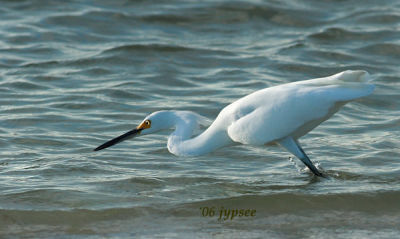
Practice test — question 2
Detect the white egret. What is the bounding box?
[94,70,374,177]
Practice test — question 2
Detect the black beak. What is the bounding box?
[94,128,143,151]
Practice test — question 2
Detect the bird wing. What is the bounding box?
[226,85,327,145]
[226,71,374,145]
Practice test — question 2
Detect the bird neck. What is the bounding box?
[167,114,233,156]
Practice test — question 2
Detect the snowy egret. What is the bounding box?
[94,70,374,177]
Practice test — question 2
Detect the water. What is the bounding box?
[1,0,399,238]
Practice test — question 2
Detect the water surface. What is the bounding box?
[1,0,399,238]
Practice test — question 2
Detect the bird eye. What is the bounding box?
[137,119,151,130]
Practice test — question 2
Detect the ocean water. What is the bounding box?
[1,0,400,238]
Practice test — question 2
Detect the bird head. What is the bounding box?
[93,111,174,151]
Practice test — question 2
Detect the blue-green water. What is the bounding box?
[1,0,399,238]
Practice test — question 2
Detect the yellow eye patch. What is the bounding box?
[137,119,151,129]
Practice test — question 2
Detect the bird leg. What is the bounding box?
[278,136,325,177]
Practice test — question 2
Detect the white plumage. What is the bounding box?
[95,70,374,177]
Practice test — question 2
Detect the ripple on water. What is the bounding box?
[0,0,400,238]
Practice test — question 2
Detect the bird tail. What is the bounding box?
[335,70,373,83]
[303,70,375,101]
[332,70,375,99]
